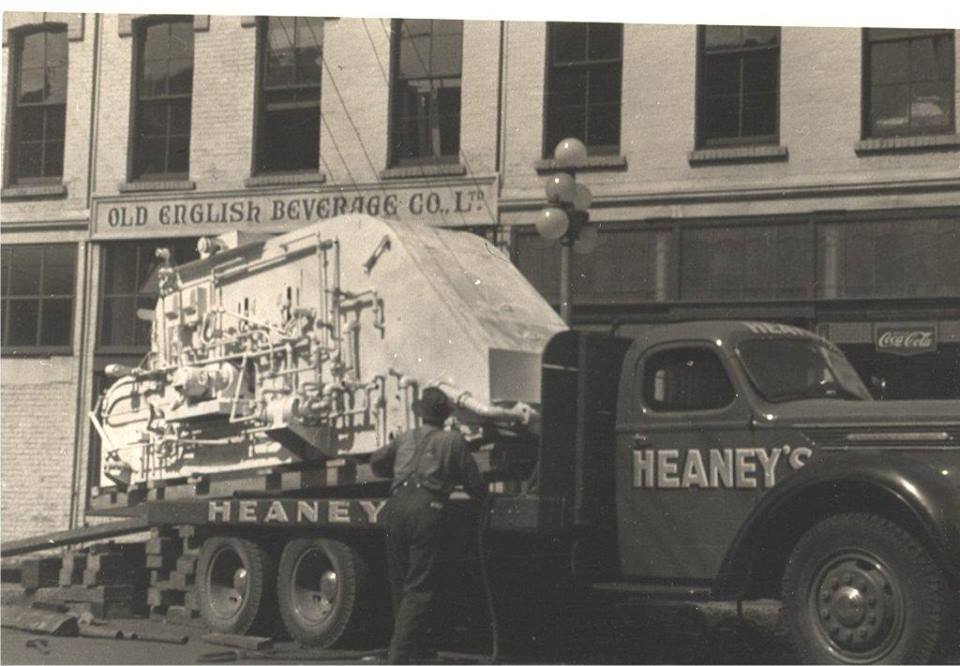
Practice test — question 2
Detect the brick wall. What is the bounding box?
[0,357,81,542]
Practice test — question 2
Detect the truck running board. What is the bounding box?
[0,517,151,557]
[591,581,713,601]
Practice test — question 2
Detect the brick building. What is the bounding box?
[2,13,959,541]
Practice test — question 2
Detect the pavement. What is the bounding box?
[2,591,958,664]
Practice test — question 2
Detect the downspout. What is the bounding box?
[495,20,507,248]
[69,12,102,530]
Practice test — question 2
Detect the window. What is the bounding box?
[255,17,323,174]
[390,19,462,165]
[131,17,194,180]
[544,22,623,156]
[1,244,76,352]
[864,29,955,138]
[9,26,67,185]
[697,26,780,147]
[680,223,812,300]
[642,347,735,412]
[98,240,198,350]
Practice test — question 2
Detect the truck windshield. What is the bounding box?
[737,338,872,403]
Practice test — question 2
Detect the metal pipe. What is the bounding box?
[431,381,536,424]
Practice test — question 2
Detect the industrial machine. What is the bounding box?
[91,215,565,488]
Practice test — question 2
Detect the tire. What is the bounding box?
[276,537,380,648]
[781,512,947,664]
[196,536,277,635]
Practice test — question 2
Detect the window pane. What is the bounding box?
[703,25,743,51]
[135,296,156,345]
[103,244,139,295]
[437,85,461,156]
[9,247,42,296]
[168,57,193,94]
[398,20,430,78]
[702,54,739,97]
[18,108,45,142]
[40,298,72,346]
[46,105,66,140]
[643,348,735,412]
[7,300,40,346]
[911,81,951,130]
[16,142,42,178]
[870,40,910,85]
[46,65,68,103]
[549,66,587,109]
[100,296,136,347]
[588,64,622,106]
[168,20,193,59]
[296,18,323,84]
[430,32,462,78]
[135,138,168,176]
[169,98,192,135]
[552,23,587,63]
[744,50,778,94]
[742,92,777,136]
[701,94,739,141]
[869,84,910,135]
[143,22,170,63]
[141,58,168,97]
[18,66,44,103]
[139,100,168,137]
[42,245,75,295]
[742,26,779,47]
[19,31,44,70]
[588,23,622,61]
[260,106,319,172]
[46,29,67,66]
[588,102,620,149]
[911,36,953,82]
[167,136,190,174]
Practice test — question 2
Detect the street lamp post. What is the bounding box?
[537,138,598,324]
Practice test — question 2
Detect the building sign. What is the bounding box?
[875,323,938,356]
[91,177,497,239]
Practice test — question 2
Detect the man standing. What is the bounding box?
[371,387,487,664]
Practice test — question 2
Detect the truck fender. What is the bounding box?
[712,454,960,599]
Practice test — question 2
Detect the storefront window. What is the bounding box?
[817,218,960,298]
[513,225,666,305]
[1,244,76,353]
[97,240,197,351]
[680,223,812,300]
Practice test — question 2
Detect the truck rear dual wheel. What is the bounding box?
[781,513,948,664]
[276,537,379,648]
[197,537,277,636]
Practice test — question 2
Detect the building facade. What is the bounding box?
[2,13,958,541]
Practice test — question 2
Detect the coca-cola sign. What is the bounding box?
[875,324,937,356]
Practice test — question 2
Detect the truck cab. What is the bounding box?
[528,321,959,663]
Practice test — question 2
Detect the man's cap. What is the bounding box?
[413,387,452,422]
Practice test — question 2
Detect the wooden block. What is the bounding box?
[146,537,180,558]
[86,553,129,573]
[61,552,87,573]
[183,589,199,612]
[33,584,138,604]
[82,568,135,587]
[150,569,171,586]
[21,557,62,590]
[175,554,198,575]
[147,587,184,608]
[164,605,203,627]
[146,555,177,570]
[59,569,77,587]
[202,632,273,651]
[168,571,195,590]
[150,526,178,540]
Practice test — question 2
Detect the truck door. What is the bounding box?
[615,341,762,581]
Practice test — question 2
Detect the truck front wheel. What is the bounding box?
[782,513,947,664]
[197,536,277,635]
[277,537,378,647]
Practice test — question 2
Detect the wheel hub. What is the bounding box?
[812,553,902,659]
[292,549,338,625]
[208,549,249,620]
